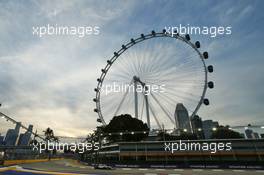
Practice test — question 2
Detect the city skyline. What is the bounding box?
[0,0,264,136]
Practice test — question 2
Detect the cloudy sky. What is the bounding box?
[0,0,264,137]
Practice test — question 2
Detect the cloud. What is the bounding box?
[0,0,264,137]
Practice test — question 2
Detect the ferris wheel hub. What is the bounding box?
[133,76,146,87]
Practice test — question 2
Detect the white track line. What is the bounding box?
[193,169,203,171]
[174,169,184,171]
[233,169,245,172]
[7,166,88,175]
[212,169,224,171]
[155,169,165,171]
[139,168,148,171]
[256,170,264,173]
[122,168,132,170]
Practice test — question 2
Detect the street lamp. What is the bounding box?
[212,127,217,131]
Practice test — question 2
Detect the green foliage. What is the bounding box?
[102,114,149,142]
[43,127,59,142]
[157,132,198,141]
[211,126,243,139]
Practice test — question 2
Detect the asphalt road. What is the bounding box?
[10,159,264,175]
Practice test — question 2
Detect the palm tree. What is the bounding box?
[43,127,59,160]
[43,127,59,142]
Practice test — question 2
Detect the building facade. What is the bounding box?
[191,115,204,139]
[4,122,21,146]
[83,139,264,168]
[0,135,4,145]
[18,125,33,146]
[174,103,191,133]
[202,120,219,139]
[245,129,253,139]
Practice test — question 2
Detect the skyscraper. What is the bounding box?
[202,120,219,139]
[252,132,260,139]
[260,134,264,139]
[0,134,4,145]
[245,129,253,139]
[4,122,21,146]
[191,115,204,139]
[174,103,192,133]
[18,124,33,146]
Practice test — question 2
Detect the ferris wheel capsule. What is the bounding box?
[208,65,214,73]
[130,38,135,44]
[185,34,190,41]
[173,29,178,35]
[195,41,200,48]
[208,81,214,89]
[203,52,209,59]
[203,99,210,105]
[107,60,112,65]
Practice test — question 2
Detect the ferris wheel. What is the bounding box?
[93,29,214,130]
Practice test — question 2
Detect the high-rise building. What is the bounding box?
[18,124,33,146]
[174,103,191,133]
[202,120,219,139]
[191,115,204,139]
[4,122,21,146]
[245,129,253,139]
[252,132,259,139]
[212,121,219,127]
[260,134,264,138]
[0,134,4,145]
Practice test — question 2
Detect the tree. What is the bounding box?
[43,127,59,158]
[157,132,198,141]
[43,127,59,142]
[211,125,243,139]
[102,114,149,142]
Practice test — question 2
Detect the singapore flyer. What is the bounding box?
[1,1,263,173]
[94,29,214,131]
